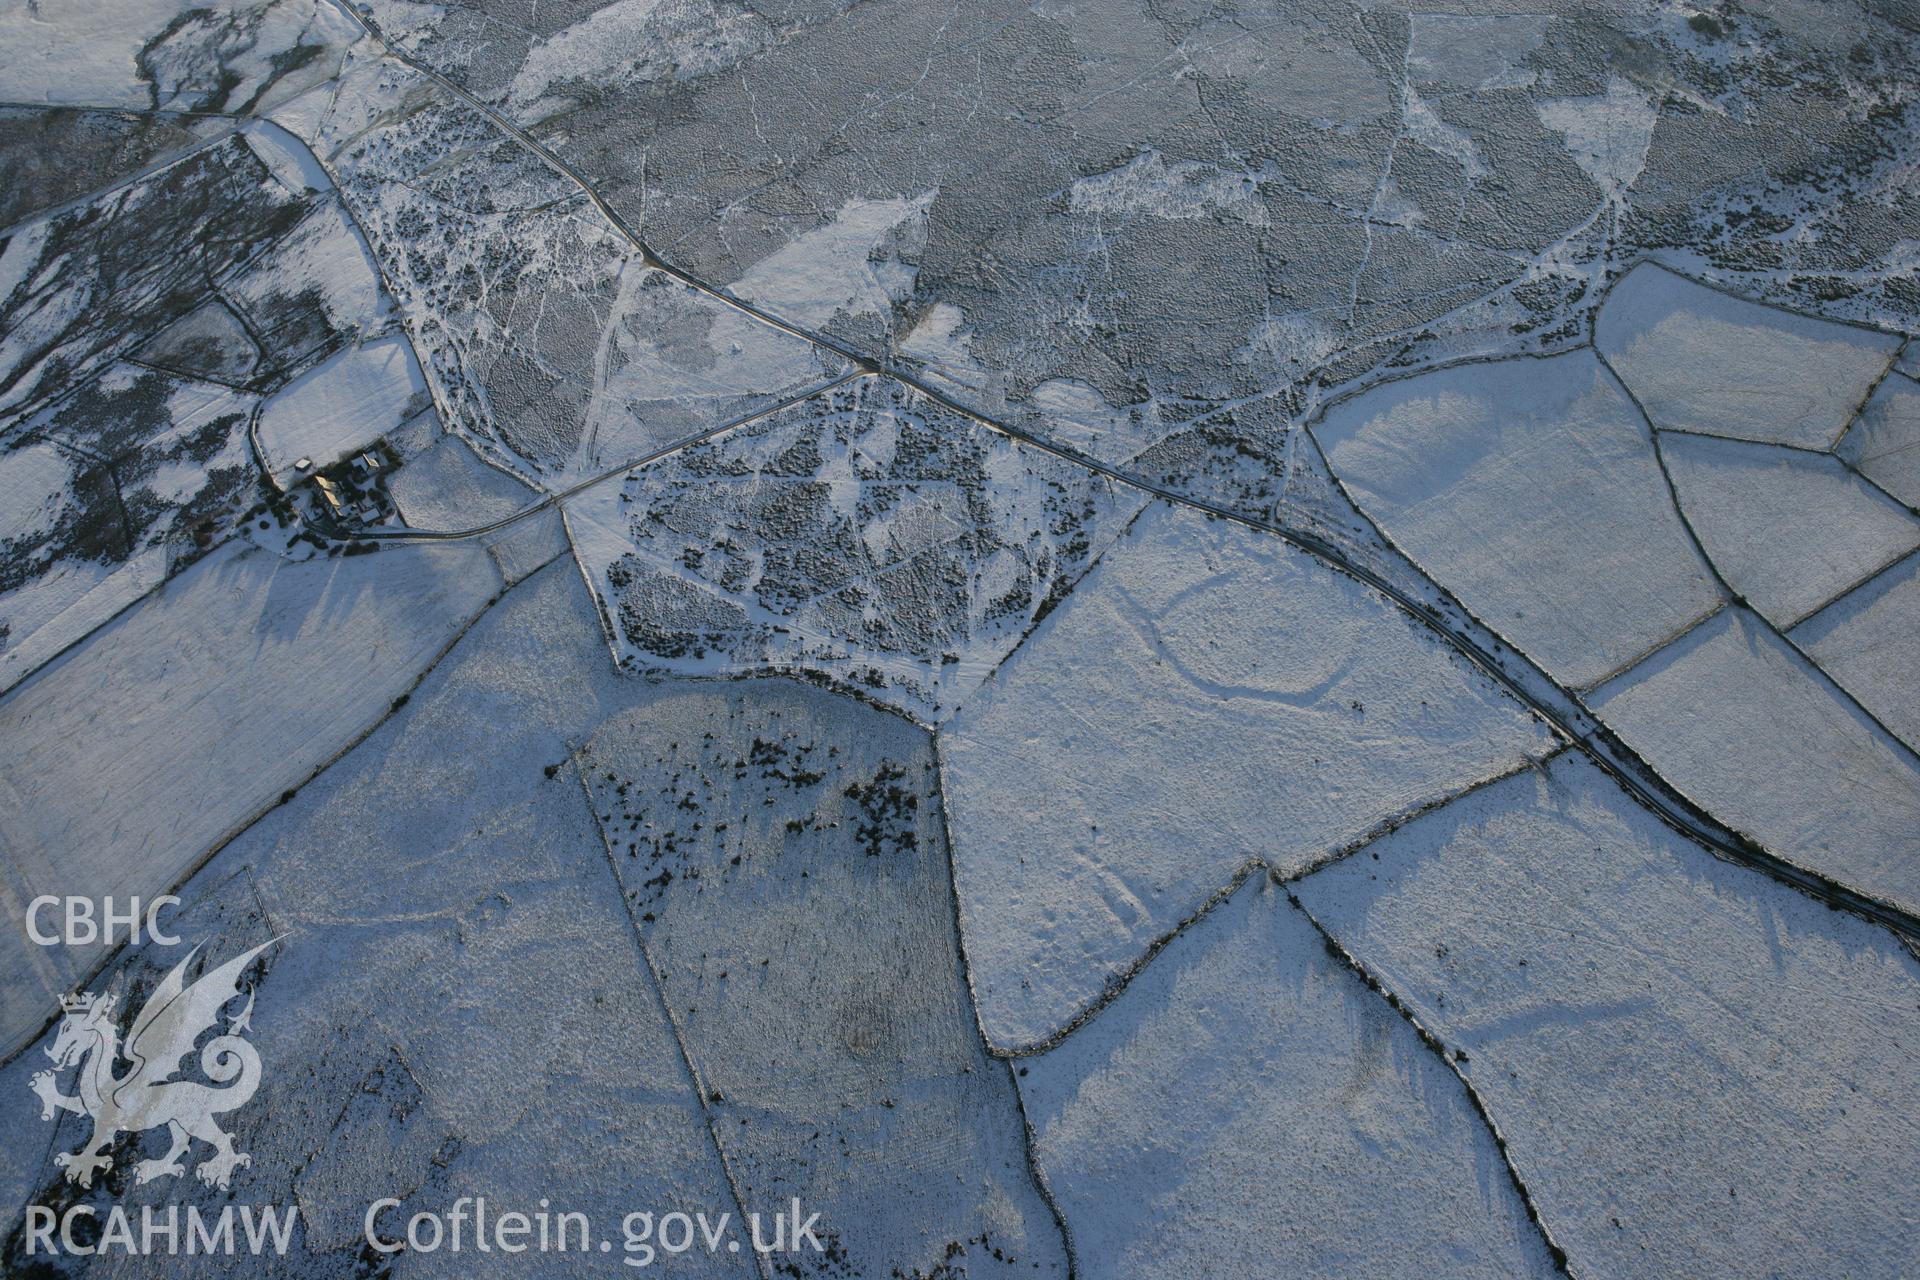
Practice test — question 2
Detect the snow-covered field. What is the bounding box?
[1588,607,1920,914]
[1019,874,1560,1278]
[943,500,1558,1050]
[0,539,502,1051]
[1296,753,1920,1278]
[1315,348,1721,689]
[254,335,425,483]
[3,1,1918,1276]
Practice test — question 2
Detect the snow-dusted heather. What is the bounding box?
[1316,350,1721,689]
[221,196,394,373]
[386,427,538,530]
[3,1,1920,1269]
[0,136,307,431]
[898,301,998,401]
[356,0,763,118]
[1025,377,1177,467]
[349,0,1920,420]
[569,376,1148,722]
[122,380,259,507]
[1127,390,1301,530]
[0,0,354,114]
[0,119,413,685]
[1534,77,1657,196]
[1597,263,1900,450]
[1792,552,1920,751]
[289,55,847,488]
[0,560,752,1276]
[1295,752,1920,1280]
[1018,874,1558,1278]
[255,334,426,483]
[729,191,934,337]
[0,105,210,228]
[0,440,136,676]
[942,500,1558,1052]
[18,362,250,467]
[1,368,261,691]
[135,297,262,386]
[1068,150,1270,226]
[1397,88,1489,184]
[1660,430,1919,627]
[1838,371,1920,509]
[581,683,1069,1279]
[0,539,501,1055]
[1407,13,1549,92]
[495,0,764,114]
[1589,606,1920,914]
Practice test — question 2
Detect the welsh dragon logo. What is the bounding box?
[29,941,276,1191]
